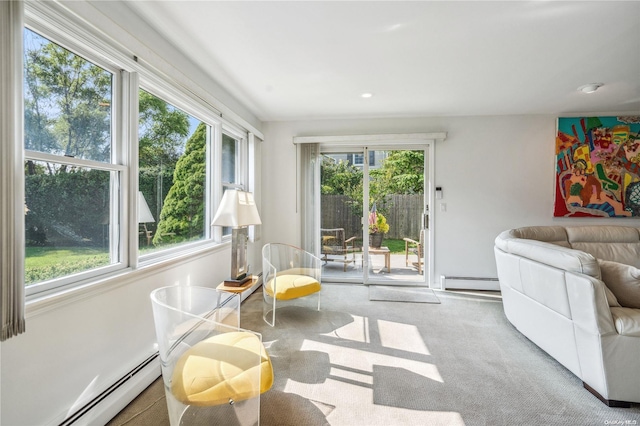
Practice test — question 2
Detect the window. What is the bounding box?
[19,9,253,298]
[138,90,206,254]
[23,28,123,292]
[222,133,238,186]
[220,132,245,236]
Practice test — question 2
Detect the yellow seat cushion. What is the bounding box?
[265,272,321,300]
[171,331,274,406]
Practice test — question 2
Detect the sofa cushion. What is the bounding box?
[603,284,621,307]
[567,226,640,268]
[598,260,640,309]
[498,238,600,278]
[610,307,640,337]
[507,226,571,247]
[265,273,321,300]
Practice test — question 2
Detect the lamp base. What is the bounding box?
[223,275,252,287]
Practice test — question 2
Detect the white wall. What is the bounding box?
[1,247,217,424]
[261,115,640,286]
[0,2,265,425]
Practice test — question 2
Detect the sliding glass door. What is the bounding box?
[320,147,429,286]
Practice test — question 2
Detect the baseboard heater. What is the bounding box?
[58,353,160,426]
[440,275,500,291]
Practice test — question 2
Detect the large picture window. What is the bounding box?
[23,28,122,291]
[19,15,251,298]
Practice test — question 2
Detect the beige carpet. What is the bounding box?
[368,285,440,303]
[108,284,640,426]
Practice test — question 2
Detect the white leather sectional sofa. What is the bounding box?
[494,226,640,407]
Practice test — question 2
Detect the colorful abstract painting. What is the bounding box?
[555,116,640,217]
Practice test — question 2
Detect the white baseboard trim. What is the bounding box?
[58,355,161,426]
[440,275,500,291]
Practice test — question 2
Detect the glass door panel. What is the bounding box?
[367,149,427,285]
[320,152,364,282]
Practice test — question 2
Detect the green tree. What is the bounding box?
[153,123,206,244]
[321,156,364,215]
[24,30,112,161]
[370,150,424,196]
[321,151,424,216]
[321,156,363,196]
[138,90,189,167]
[138,90,190,223]
[23,29,112,249]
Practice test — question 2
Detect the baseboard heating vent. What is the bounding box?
[440,275,500,291]
[59,353,159,426]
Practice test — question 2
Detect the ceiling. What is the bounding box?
[121,1,640,122]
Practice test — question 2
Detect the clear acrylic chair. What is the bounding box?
[150,285,273,425]
[262,243,322,327]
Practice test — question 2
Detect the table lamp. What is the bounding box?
[138,191,155,246]
[211,190,261,286]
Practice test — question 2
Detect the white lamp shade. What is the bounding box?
[211,190,262,227]
[138,191,155,223]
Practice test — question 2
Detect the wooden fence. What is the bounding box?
[321,194,424,240]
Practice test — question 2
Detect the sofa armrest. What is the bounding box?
[496,237,600,278]
[565,272,617,336]
[610,307,640,337]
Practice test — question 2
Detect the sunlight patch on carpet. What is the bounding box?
[322,314,370,343]
[378,319,431,355]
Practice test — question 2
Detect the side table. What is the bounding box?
[215,276,258,328]
[368,246,391,273]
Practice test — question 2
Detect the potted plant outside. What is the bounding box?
[368,211,389,248]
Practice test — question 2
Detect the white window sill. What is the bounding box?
[25,242,229,318]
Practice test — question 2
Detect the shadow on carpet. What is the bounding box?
[368,285,440,303]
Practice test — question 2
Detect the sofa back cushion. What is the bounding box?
[566,226,640,268]
[598,260,640,309]
[498,238,600,278]
[508,226,570,247]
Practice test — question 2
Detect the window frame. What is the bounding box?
[20,2,254,302]
[22,25,129,297]
[221,126,248,190]
[136,83,216,263]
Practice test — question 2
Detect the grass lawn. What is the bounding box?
[25,246,110,284]
[24,238,412,284]
[384,238,409,253]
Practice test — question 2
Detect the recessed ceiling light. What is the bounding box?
[361,93,373,98]
[578,83,603,94]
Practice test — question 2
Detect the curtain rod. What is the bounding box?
[292,132,447,145]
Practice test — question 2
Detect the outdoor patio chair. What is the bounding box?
[262,243,321,326]
[320,228,361,271]
[150,285,273,425]
[403,229,426,274]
